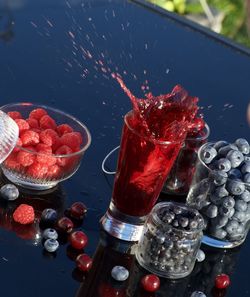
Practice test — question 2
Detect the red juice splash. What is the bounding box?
[111,76,199,216]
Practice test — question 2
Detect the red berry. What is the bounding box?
[26,162,48,179]
[37,154,56,167]
[13,204,35,225]
[15,119,30,133]
[29,108,47,120]
[215,274,230,289]
[27,118,39,129]
[69,231,88,249]
[36,143,52,154]
[141,274,160,292]
[76,254,93,272]
[70,202,87,219]
[8,111,22,120]
[55,145,73,167]
[60,132,82,150]
[57,124,73,136]
[40,115,57,130]
[13,138,23,153]
[20,130,40,146]
[47,164,62,178]
[40,129,59,146]
[57,217,74,233]
[17,150,36,167]
[4,153,22,170]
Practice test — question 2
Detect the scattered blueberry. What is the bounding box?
[200,146,217,164]
[43,228,58,240]
[0,184,19,201]
[41,208,58,224]
[44,239,59,253]
[235,138,250,154]
[196,249,205,262]
[190,291,206,297]
[216,158,231,172]
[111,266,129,281]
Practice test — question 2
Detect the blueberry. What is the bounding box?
[239,190,250,202]
[241,161,250,174]
[196,250,205,262]
[214,186,229,198]
[44,239,59,253]
[232,211,246,222]
[226,150,244,168]
[162,212,175,224]
[205,204,218,218]
[228,169,242,179]
[201,146,217,164]
[245,155,250,162]
[0,184,19,201]
[243,173,250,184]
[222,196,235,209]
[219,206,232,217]
[178,217,189,228]
[43,228,58,240]
[226,179,245,195]
[213,216,228,228]
[218,144,238,156]
[216,158,231,172]
[189,219,199,230]
[211,170,228,186]
[234,138,250,154]
[229,208,235,218]
[211,228,227,239]
[213,140,229,151]
[111,266,129,281]
[225,220,239,234]
[210,194,222,206]
[41,208,58,224]
[235,200,247,212]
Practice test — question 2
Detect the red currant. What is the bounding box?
[141,274,160,292]
[70,202,87,219]
[215,274,230,289]
[56,217,74,233]
[69,231,88,249]
[76,254,93,272]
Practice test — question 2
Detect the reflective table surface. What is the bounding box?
[0,0,250,296]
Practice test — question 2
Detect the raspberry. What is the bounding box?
[40,115,57,130]
[26,162,48,179]
[37,152,56,166]
[4,153,22,170]
[13,204,35,225]
[8,111,22,120]
[52,138,62,152]
[60,132,82,150]
[20,130,40,146]
[57,124,73,136]
[17,150,36,167]
[36,143,52,154]
[15,119,30,133]
[13,138,23,153]
[55,145,73,167]
[47,164,62,178]
[29,108,47,120]
[27,118,39,129]
[40,129,59,146]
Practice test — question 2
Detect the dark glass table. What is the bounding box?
[0,0,250,296]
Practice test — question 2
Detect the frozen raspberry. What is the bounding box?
[8,111,22,120]
[40,129,59,146]
[13,204,35,225]
[60,132,82,150]
[57,124,73,136]
[15,119,30,133]
[4,153,22,171]
[17,150,36,167]
[20,130,40,146]
[29,108,47,120]
[27,118,39,129]
[36,143,52,154]
[26,162,48,179]
[13,138,23,153]
[37,153,56,166]
[55,145,73,167]
[40,115,57,130]
[47,165,62,178]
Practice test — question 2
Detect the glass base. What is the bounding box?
[100,202,146,242]
[202,235,246,249]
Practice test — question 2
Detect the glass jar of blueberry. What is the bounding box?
[187,139,250,248]
[163,122,210,195]
[136,202,204,279]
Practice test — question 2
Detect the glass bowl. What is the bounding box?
[0,103,91,190]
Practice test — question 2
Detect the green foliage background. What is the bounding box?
[147,0,250,48]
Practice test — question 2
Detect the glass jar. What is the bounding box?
[136,202,204,279]
[163,123,210,195]
[187,142,250,248]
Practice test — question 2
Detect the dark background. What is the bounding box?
[0,0,250,296]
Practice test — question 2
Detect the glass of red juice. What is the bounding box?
[101,111,184,241]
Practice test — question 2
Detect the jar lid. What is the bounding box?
[0,111,19,164]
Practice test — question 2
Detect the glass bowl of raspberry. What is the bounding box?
[0,103,91,190]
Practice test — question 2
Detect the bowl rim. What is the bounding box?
[0,102,91,158]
